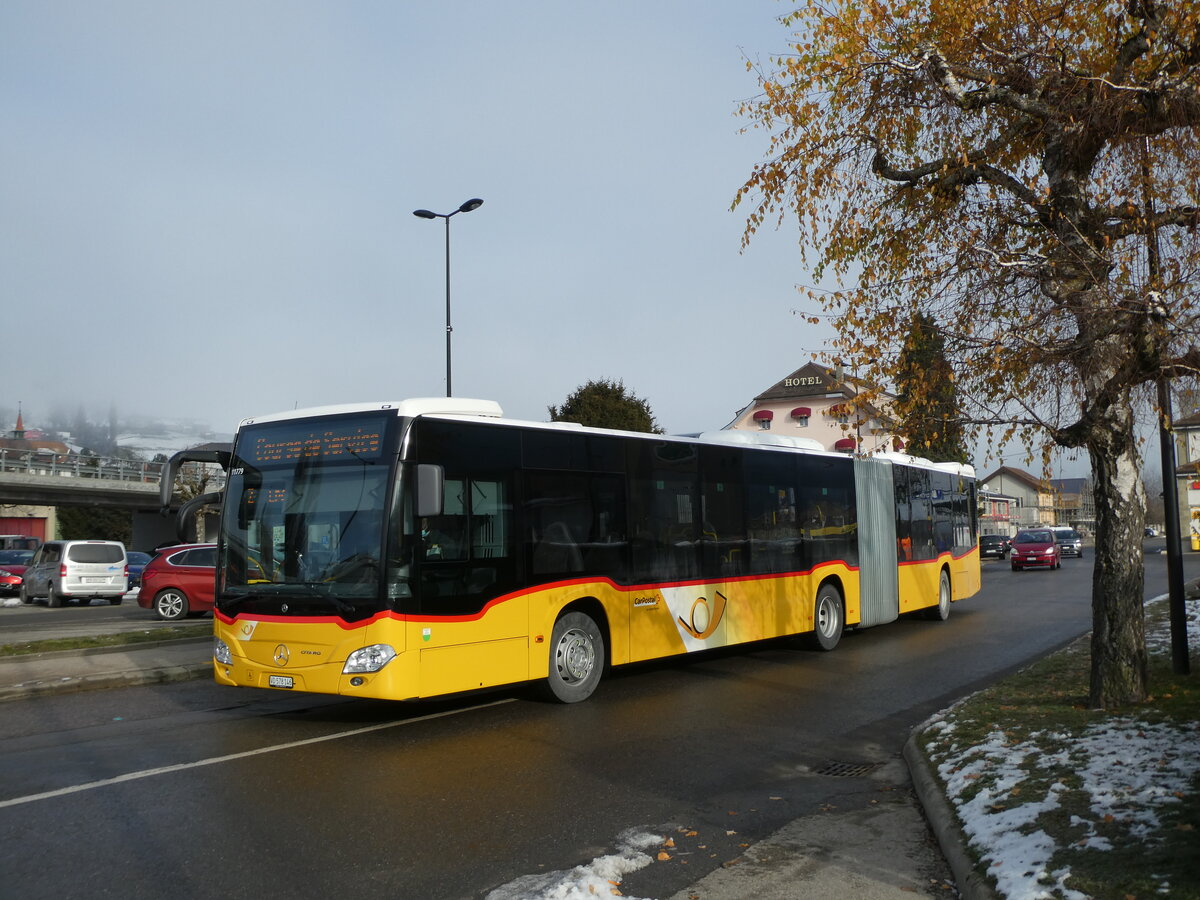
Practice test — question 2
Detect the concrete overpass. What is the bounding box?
[0,451,223,548]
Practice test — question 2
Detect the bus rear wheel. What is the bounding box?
[803,584,843,651]
[543,611,604,703]
[925,569,951,621]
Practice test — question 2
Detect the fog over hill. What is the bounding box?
[115,420,234,461]
[1,403,231,461]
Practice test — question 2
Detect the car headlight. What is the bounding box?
[343,644,397,674]
[214,637,232,665]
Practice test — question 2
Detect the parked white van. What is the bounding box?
[20,540,128,607]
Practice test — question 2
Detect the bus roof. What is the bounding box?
[238,398,504,427]
[237,398,975,478]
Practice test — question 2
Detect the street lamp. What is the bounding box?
[413,198,484,397]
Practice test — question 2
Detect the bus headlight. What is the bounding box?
[343,644,397,674]
[214,637,232,665]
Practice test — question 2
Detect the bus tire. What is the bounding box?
[803,583,843,651]
[926,569,951,621]
[543,611,604,703]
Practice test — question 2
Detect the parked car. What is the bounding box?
[125,551,153,590]
[1010,529,1061,571]
[979,534,1008,560]
[0,535,41,551]
[138,543,217,620]
[20,540,128,606]
[0,548,34,595]
[1051,526,1083,558]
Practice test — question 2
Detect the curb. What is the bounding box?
[0,662,212,703]
[903,729,997,900]
[0,642,213,704]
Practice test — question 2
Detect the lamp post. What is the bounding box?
[1141,138,1189,675]
[413,198,484,397]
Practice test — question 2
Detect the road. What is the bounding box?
[0,548,1194,900]
[0,590,204,642]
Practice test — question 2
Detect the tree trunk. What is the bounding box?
[1086,406,1148,708]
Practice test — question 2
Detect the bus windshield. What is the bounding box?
[219,412,396,619]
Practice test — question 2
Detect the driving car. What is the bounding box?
[0,549,33,595]
[1010,529,1061,570]
[1051,526,1084,558]
[125,551,153,590]
[979,534,1008,560]
[137,543,216,620]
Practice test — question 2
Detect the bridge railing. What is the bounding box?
[0,448,225,491]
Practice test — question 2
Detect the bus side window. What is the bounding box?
[932,471,954,554]
[744,453,799,575]
[699,445,746,578]
[422,477,467,560]
[525,472,625,578]
[909,468,935,561]
[628,442,699,582]
[895,467,913,560]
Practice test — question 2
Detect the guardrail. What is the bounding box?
[0,448,224,490]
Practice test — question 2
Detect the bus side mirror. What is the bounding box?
[416,464,444,518]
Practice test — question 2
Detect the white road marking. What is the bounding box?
[0,698,514,809]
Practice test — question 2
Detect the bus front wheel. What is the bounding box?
[804,584,843,651]
[543,611,604,703]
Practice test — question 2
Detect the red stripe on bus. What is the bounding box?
[214,558,862,629]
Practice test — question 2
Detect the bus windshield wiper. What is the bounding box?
[217,584,354,615]
[292,580,356,614]
[217,593,255,614]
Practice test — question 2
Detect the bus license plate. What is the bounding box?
[268,675,294,689]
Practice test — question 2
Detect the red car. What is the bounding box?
[138,543,217,620]
[0,549,34,596]
[1010,529,1061,571]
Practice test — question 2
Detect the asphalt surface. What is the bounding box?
[7,548,1192,899]
[0,613,991,900]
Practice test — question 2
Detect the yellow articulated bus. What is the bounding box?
[161,399,979,703]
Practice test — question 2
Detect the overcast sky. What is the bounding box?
[2,2,1123,479]
[3,1,839,430]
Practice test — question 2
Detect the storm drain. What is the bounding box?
[814,761,882,778]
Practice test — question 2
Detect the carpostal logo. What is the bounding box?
[677,590,728,640]
[659,587,729,647]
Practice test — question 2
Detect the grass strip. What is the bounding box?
[0,624,212,657]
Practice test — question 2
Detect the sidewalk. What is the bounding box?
[0,635,212,703]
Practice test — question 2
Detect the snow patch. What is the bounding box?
[484,830,663,900]
[928,596,1200,899]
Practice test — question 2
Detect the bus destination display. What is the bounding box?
[243,418,386,465]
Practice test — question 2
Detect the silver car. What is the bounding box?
[1051,527,1083,558]
[20,540,128,607]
